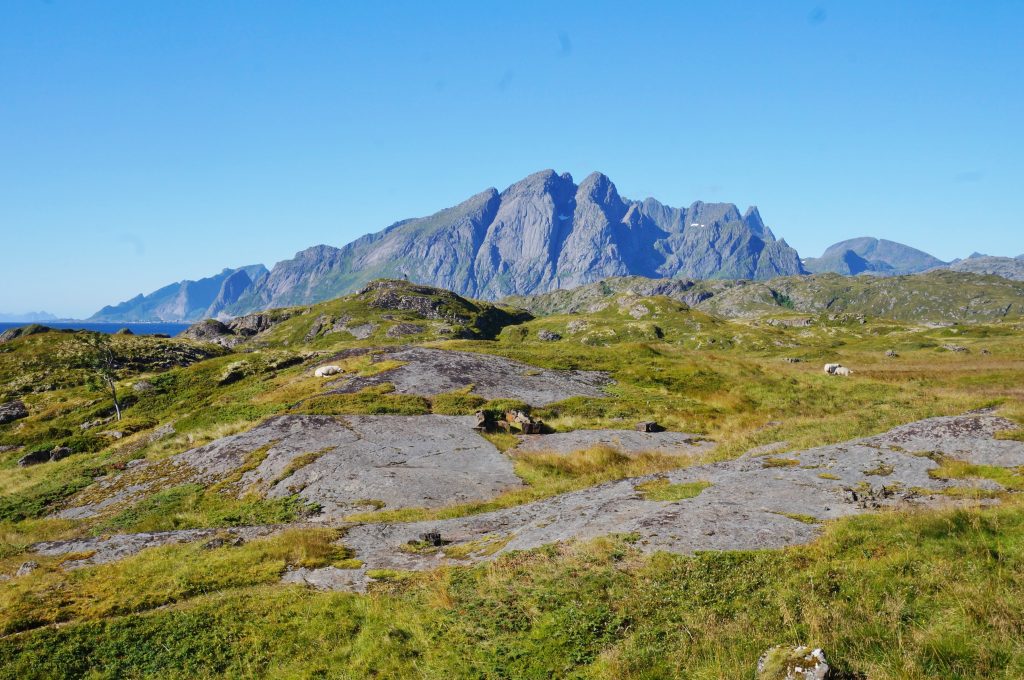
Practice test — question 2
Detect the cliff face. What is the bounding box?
[223,170,805,314]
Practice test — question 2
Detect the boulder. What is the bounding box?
[418,532,444,547]
[756,645,830,679]
[49,446,73,461]
[0,400,29,425]
[942,344,969,353]
[885,350,899,358]
[148,423,175,442]
[218,361,249,386]
[132,380,154,393]
[15,561,39,577]
[114,327,134,335]
[636,421,662,433]
[537,329,562,341]
[386,323,425,338]
[18,449,51,466]
[314,365,342,378]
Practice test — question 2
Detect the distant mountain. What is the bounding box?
[221,170,805,315]
[0,311,57,323]
[803,237,946,276]
[942,254,1024,281]
[89,265,268,322]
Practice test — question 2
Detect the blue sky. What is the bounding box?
[2,1,1022,317]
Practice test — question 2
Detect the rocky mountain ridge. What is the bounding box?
[88,265,268,322]
[222,170,806,314]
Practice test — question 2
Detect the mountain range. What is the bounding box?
[88,265,268,322]
[0,311,57,323]
[85,170,1023,322]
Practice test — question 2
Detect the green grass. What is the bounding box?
[929,458,1024,492]
[2,501,1023,678]
[762,457,800,468]
[3,282,1024,678]
[634,477,711,501]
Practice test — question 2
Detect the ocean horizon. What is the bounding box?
[0,321,192,336]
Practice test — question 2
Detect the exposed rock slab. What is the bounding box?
[29,526,278,569]
[327,347,609,405]
[56,415,523,520]
[311,413,1021,590]
[514,429,713,456]
[0,400,29,425]
[859,413,1024,467]
[39,413,1023,591]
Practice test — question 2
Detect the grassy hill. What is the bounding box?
[505,271,1024,323]
[1,279,1024,678]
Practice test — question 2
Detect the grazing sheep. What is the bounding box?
[834,366,853,377]
[314,365,342,378]
[823,363,841,375]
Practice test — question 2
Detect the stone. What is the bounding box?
[418,532,443,546]
[99,430,124,440]
[149,423,175,442]
[783,358,802,363]
[114,327,134,335]
[132,380,154,393]
[18,449,51,466]
[756,645,830,679]
[15,561,39,577]
[0,400,29,425]
[885,350,899,358]
[49,446,73,461]
[218,361,250,386]
[566,320,590,334]
[942,344,969,353]
[636,421,661,433]
[536,329,561,341]
[203,535,245,550]
[386,323,425,338]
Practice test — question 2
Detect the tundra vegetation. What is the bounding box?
[1,278,1023,679]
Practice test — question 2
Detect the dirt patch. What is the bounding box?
[326,347,609,405]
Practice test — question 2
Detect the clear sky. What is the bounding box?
[2,1,1023,318]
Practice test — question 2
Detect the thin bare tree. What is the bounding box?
[77,334,123,421]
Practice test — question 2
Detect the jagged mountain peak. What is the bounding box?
[91,170,808,321]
